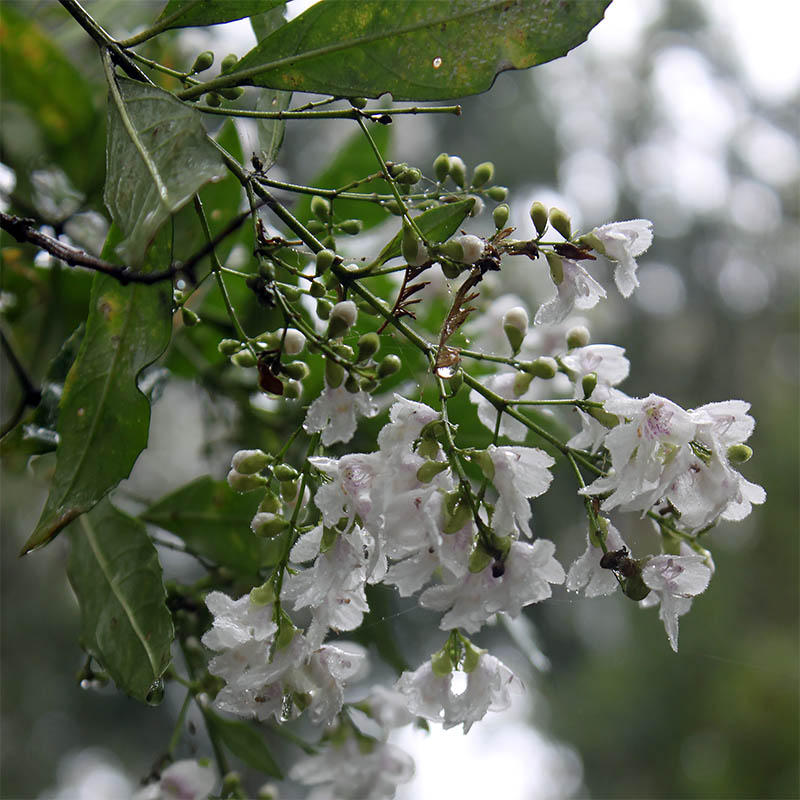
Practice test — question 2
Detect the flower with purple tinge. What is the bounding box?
[419,540,565,633]
[640,554,712,652]
[303,382,379,446]
[534,258,607,326]
[310,452,382,529]
[395,651,523,733]
[489,444,555,538]
[133,759,215,800]
[590,219,653,298]
[290,734,414,800]
[566,522,627,597]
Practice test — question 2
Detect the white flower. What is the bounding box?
[453,233,484,263]
[310,453,381,529]
[133,760,215,800]
[360,685,416,734]
[470,372,532,441]
[376,396,440,460]
[395,652,523,733]
[534,258,606,326]
[640,554,712,652]
[489,445,555,537]
[419,540,565,633]
[590,219,653,298]
[290,735,414,800]
[566,522,627,597]
[281,327,306,355]
[201,591,277,651]
[303,382,379,446]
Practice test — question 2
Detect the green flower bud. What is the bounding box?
[282,361,309,381]
[438,239,464,262]
[232,448,270,474]
[332,343,354,359]
[191,51,214,74]
[486,185,508,201]
[316,298,332,320]
[357,332,380,362]
[493,203,510,229]
[256,330,280,349]
[448,156,467,188]
[433,152,451,183]
[401,222,421,265]
[349,96,368,109]
[219,87,243,101]
[328,300,357,338]
[431,647,454,677]
[307,219,326,234]
[529,201,549,236]
[205,92,222,107]
[218,338,243,356]
[259,492,281,513]
[387,161,408,178]
[231,350,257,368]
[522,356,558,379]
[220,53,238,72]
[441,261,463,280]
[315,248,336,276]
[549,207,572,240]
[470,450,495,481]
[325,358,345,388]
[258,260,276,281]
[416,460,450,483]
[284,380,302,399]
[227,469,267,493]
[513,371,533,396]
[576,231,605,254]
[280,480,298,501]
[308,280,326,298]
[384,200,403,216]
[471,161,494,188]
[377,353,401,379]
[399,167,422,185]
[566,325,591,349]
[280,284,302,301]
[588,406,620,429]
[249,581,275,605]
[582,372,598,399]
[468,542,494,574]
[339,219,363,235]
[344,374,361,394]
[359,377,379,393]
[727,444,753,464]
[310,195,331,222]
[545,251,564,285]
[273,463,299,482]
[502,306,528,355]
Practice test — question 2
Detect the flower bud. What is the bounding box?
[232,449,269,474]
[402,222,421,264]
[278,328,304,356]
[282,361,309,381]
[181,306,200,328]
[727,444,753,464]
[453,234,484,264]
[582,372,598,399]
[377,354,401,379]
[344,373,361,393]
[328,300,357,338]
[522,356,558,379]
[307,219,326,234]
[396,167,422,185]
[220,53,238,72]
[218,338,242,356]
[357,332,380,362]
[227,469,267,493]
[259,492,281,513]
[588,406,620,429]
[471,161,494,188]
[360,377,379,393]
[339,219,363,235]
[333,343,354,359]
[191,51,214,74]
[416,460,449,483]
[258,260,276,281]
[566,325,591,349]
[219,87,243,100]
[280,479,298,501]
[440,261,464,279]
[502,306,528,355]
[205,92,222,107]
[279,284,301,301]
[513,371,533,396]
[448,156,467,188]
[384,200,403,216]
[549,207,572,240]
[316,298,332,320]
[284,379,302,399]
[529,201,548,236]
[493,203,510,229]
[468,196,484,217]
[231,350,257,368]
[309,280,326,299]
[249,581,275,606]
[252,512,287,538]
[315,248,336,276]
[325,358,345,388]
[310,195,331,222]
[486,185,508,201]
[545,251,564,285]
[576,231,605,254]
[273,463,299,482]
[433,152,451,183]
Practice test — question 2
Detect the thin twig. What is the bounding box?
[0,323,42,438]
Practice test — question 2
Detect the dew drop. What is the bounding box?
[80,678,91,690]
[436,365,456,379]
[432,56,443,69]
[145,678,165,706]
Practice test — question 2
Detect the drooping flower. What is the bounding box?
[133,759,216,800]
[534,258,607,326]
[566,522,628,597]
[590,219,653,298]
[303,382,379,446]
[640,554,712,652]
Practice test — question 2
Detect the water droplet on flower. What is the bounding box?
[436,365,456,379]
[432,57,442,69]
[145,678,165,706]
[80,678,91,690]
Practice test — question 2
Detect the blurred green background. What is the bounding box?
[1,1,797,798]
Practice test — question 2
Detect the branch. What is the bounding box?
[0,322,42,439]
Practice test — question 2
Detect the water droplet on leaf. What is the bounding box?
[146,678,165,706]
[432,57,442,69]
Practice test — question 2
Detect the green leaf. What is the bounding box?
[67,498,173,703]
[375,198,475,265]
[22,226,172,556]
[255,89,292,172]
[206,710,283,778]
[156,0,285,30]
[105,78,226,265]
[220,0,611,101]
[294,125,392,232]
[141,477,284,574]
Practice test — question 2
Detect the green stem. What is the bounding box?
[127,50,198,85]
[116,0,203,47]
[167,690,194,756]
[197,104,461,120]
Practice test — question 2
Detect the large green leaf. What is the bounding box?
[22,227,172,555]
[375,198,475,265]
[215,0,610,101]
[155,0,285,30]
[67,498,174,703]
[105,78,226,266]
[294,124,392,232]
[206,710,283,778]
[141,477,285,574]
